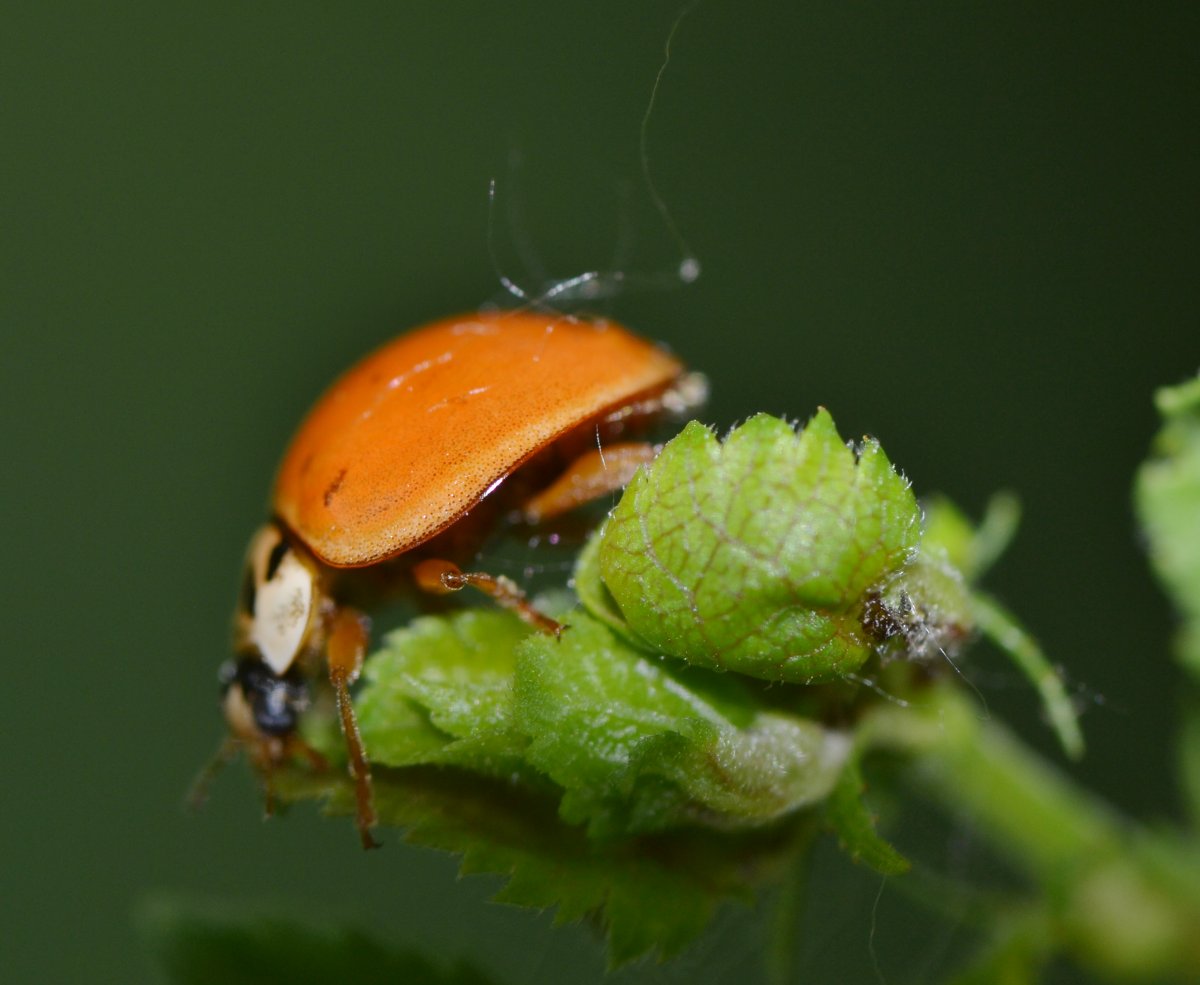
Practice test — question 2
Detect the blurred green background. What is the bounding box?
[3,3,1196,982]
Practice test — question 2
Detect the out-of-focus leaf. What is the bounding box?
[945,910,1051,985]
[1182,701,1200,828]
[1135,373,1200,676]
[137,897,496,985]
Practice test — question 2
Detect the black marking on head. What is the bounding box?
[233,657,310,737]
[265,537,291,582]
[323,467,348,507]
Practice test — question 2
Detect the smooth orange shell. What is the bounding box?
[273,311,684,567]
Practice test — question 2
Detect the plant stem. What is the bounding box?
[864,686,1200,982]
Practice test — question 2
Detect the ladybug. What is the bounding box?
[215,310,704,847]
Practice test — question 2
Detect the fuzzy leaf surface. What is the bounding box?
[516,611,851,837]
[596,412,922,681]
[355,610,534,779]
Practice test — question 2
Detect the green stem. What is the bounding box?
[865,687,1200,982]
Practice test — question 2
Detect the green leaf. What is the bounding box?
[355,610,536,779]
[278,604,834,965]
[516,611,851,837]
[1135,373,1200,676]
[138,897,496,985]
[354,606,849,837]
[573,522,634,636]
[587,413,1080,757]
[595,412,922,682]
[272,764,797,967]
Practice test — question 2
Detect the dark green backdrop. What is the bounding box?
[3,3,1196,982]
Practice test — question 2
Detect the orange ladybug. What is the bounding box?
[215,310,704,847]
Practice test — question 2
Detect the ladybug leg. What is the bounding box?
[285,734,331,772]
[518,369,705,524]
[249,739,284,818]
[412,559,563,637]
[325,607,380,850]
[186,737,242,810]
[260,763,277,818]
[521,441,660,524]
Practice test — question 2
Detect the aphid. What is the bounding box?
[212,310,704,847]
